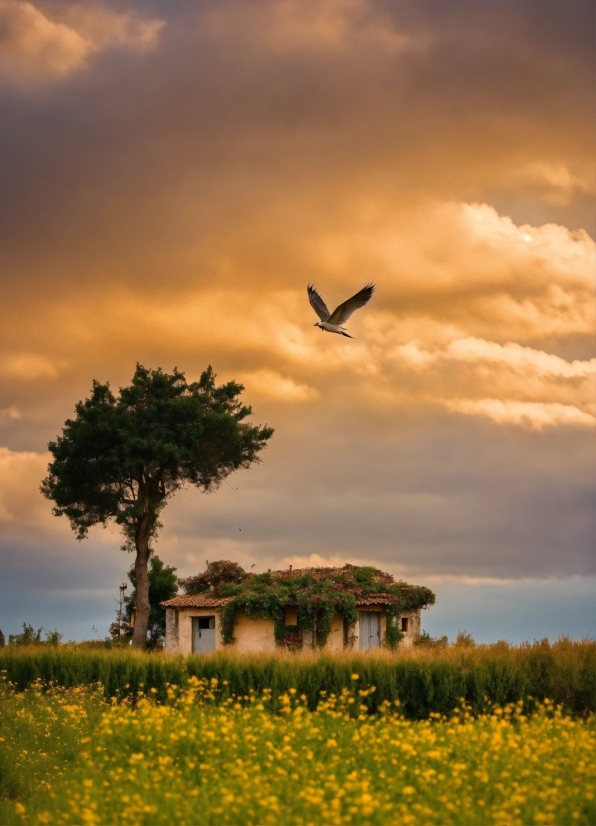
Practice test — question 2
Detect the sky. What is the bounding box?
[0,0,594,644]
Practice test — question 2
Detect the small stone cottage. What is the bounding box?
[162,562,435,655]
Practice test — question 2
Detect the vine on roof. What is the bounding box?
[180,561,436,649]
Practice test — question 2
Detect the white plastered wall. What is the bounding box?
[325,614,344,652]
[232,612,276,653]
[167,607,277,655]
[399,610,421,648]
[165,605,423,654]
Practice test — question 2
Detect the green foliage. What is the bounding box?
[414,630,449,648]
[41,365,273,542]
[121,554,178,649]
[180,560,246,594]
[8,624,62,647]
[183,562,436,648]
[454,630,476,648]
[384,615,405,650]
[1,638,594,719]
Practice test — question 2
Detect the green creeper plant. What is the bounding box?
[182,562,436,648]
[41,365,274,648]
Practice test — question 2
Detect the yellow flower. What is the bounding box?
[351,674,359,680]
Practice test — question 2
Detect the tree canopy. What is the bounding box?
[42,365,274,646]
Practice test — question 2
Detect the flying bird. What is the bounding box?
[307,282,375,338]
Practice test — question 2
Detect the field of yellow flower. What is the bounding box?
[1,674,594,826]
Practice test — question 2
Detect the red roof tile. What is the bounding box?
[162,593,409,610]
[161,594,233,608]
[355,595,399,606]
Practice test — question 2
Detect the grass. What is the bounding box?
[0,675,594,825]
[0,636,594,718]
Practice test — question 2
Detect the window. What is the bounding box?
[284,606,298,626]
[198,616,215,630]
[401,617,409,633]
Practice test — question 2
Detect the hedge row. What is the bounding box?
[0,638,593,719]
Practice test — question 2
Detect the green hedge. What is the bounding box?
[0,638,593,719]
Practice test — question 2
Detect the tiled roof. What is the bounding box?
[163,565,425,610]
[162,593,409,609]
[355,595,399,606]
[161,594,233,608]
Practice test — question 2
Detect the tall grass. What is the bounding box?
[0,637,593,718]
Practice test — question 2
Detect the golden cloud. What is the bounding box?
[0,446,49,527]
[0,0,165,82]
[0,353,63,380]
[237,370,320,403]
[0,202,592,433]
[518,162,594,205]
[207,0,425,56]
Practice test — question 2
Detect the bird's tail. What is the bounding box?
[340,331,354,338]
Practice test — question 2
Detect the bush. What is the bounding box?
[8,624,62,647]
[414,630,449,648]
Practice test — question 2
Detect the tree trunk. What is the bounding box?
[131,515,152,648]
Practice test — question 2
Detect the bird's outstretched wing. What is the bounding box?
[307,284,331,321]
[327,283,375,325]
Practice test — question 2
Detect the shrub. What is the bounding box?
[8,624,62,647]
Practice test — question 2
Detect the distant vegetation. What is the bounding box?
[0,636,593,719]
[6,624,63,647]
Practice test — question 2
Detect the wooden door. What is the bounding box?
[359,612,380,650]
[192,616,216,653]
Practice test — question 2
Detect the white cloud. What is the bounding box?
[394,337,595,380]
[282,553,350,569]
[446,399,595,430]
[0,1,165,82]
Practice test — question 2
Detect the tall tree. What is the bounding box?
[41,364,274,647]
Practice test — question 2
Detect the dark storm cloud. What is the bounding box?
[0,0,593,298]
[161,407,595,580]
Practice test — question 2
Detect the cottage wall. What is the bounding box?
[165,607,277,655]
[165,607,226,655]
[233,613,276,653]
[165,608,178,652]
[165,605,423,654]
[399,610,421,648]
[326,614,344,652]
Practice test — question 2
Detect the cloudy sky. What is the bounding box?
[0,0,594,643]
